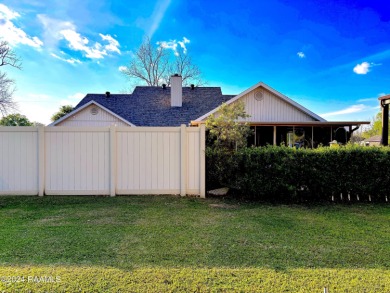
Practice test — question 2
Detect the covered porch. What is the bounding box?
[248,121,370,148]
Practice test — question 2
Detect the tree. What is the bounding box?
[121,38,203,87]
[169,50,202,86]
[205,101,252,150]
[51,105,74,122]
[0,40,21,116]
[0,113,32,126]
[32,121,45,127]
[362,111,389,139]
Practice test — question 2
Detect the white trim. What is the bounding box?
[48,100,136,127]
[199,124,206,198]
[38,126,45,196]
[180,124,187,197]
[193,82,326,122]
[109,125,116,197]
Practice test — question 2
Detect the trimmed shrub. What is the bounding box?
[206,145,390,202]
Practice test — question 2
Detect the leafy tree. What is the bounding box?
[205,101,252,150]
[121,38,203,87]
[32,121,45,127]
[51,105,74,122]
[0,113,32,126]
[0,40,22,116]
[362,111,390,139]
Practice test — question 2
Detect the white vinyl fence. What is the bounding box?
[0,125,205,197]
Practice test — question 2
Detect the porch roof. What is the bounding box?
[191,121,370,127]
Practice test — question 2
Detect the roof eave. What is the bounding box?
[191,120,370,126]
[49,100,136,127]
[193,81,327,122]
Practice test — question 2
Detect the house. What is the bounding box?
[51,75,370,147]
[363,135,382,146]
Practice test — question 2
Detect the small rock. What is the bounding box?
[208,187,229,196]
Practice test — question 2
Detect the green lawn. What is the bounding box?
[0,196,389,292]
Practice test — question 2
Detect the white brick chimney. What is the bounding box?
[171,74,182,107]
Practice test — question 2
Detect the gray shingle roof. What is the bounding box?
[75,86,235,126]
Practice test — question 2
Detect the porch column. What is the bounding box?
[348,126,352,142]
[381,103,389,146]
[330,126,333,141]
[254,126,257,146]
[311,126,314,149]
[273,126,277,146]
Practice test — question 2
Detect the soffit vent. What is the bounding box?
[90,107,99,115]
[254,89,264,102]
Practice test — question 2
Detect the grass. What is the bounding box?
[0,195,389,292]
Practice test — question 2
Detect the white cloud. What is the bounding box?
[320,104,368,118]
[158,40,177,54]
[0,3,20,19]
[0,4,43,48]
[358,93,388,103]
[352,62,381,75]
[118,66,127,72]
[38,15,120,59]
[59,29,121,59]
[357,97,377,102]
[51,53,82,64]
[38,15,74,47]
[157,37,190,56]
[297,52,305,58]
[353,62,371,74]
[99,33,120,54]
[178,37,190,54]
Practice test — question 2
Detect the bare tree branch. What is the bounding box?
[173,50,204,86]
[0,72,17,116]
[122,38,204,87]
[0,40,21,116]
[0,41,22,69]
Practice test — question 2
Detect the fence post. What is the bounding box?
[38,126,45,196]
[200,124,206,198]
[180,124,187,196]
[110,126,116,197]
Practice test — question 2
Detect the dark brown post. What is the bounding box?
[382,103,389,146]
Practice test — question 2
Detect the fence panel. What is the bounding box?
[187,128,201,194]
[0,125,205,197]
[0,128,38,195]
[44,128,110,195]
[116,127,181,194]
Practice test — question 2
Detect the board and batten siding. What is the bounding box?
[0,125,205,197]
[211,87,316,122]
[57,104,130,127]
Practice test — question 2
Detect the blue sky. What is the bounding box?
[0,0,389,125]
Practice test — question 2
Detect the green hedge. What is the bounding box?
[206,145,390,202]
